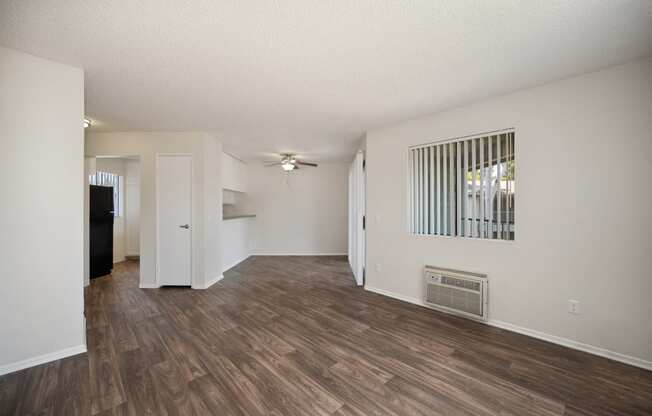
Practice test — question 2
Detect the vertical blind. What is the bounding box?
[408,130,515,240]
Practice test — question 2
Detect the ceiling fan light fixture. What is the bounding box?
[281,162,295,171]
[266,153,315,171]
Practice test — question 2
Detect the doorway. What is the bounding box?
[84,156,141,284]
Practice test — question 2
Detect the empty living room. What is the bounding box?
[2,1,652,415]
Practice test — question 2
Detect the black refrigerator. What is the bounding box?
[90,185,114,279]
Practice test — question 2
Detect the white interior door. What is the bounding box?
[348,150,365,286]
[157,154,192,286]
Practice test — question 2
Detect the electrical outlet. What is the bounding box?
[375,263,382,272]
[568,300,580,315]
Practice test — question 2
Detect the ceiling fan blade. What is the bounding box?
[296,161,318,167]
[264,162,282,166]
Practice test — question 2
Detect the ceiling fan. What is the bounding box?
[264,154,318,171]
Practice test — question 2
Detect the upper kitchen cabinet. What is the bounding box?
[222,152,247,192]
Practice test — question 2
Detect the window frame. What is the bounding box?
[406,128,516,242]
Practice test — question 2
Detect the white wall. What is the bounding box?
[125,159,141,256]
[95,158,126,263]
[0,46,85,373]
[203,135,223,285]
[244,163,348,255]
[85,132,223,289]
[365,56,652,366]
[222,218,253,271]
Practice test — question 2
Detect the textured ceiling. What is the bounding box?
[2,1,651,161]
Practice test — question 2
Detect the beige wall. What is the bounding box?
[365,57,652,365]
[243,162,348,255]
[0,46,85,372]
[85,132,223,288]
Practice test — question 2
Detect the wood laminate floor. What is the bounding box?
[1,256,651,415]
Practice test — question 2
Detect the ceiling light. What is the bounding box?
[281,162,295,171]
[84,118,91,128]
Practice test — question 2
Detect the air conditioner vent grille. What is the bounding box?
[426,284,482,316]
[424,266,488,321]
[440,276,481,291]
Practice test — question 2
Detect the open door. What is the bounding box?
[348,150,365,286]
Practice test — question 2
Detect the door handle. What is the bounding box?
[179,224,190,229]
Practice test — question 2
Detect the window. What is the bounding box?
[89,171,123,217]
[408,130,515,240]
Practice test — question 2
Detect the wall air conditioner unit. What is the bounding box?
[423,265,488,322]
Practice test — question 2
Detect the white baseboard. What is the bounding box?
[193,274,224,290]
[223,255,251,273]
[365,285,424,306]
[364,285,652,371]
[82,316,87,348]
[0,344,87,376]
[141,275,224,290]
[139,282,160,289]
[250,252,347,256]
[486,319,652,371]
